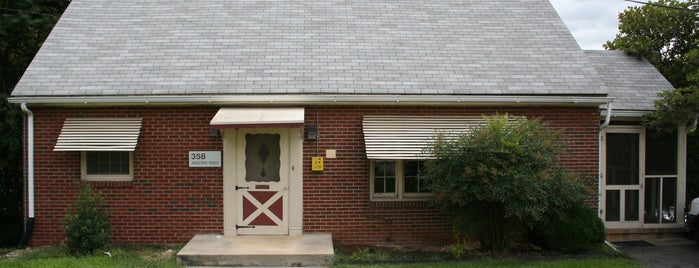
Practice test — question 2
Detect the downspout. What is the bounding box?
[18,103,34,248]
[599,102,613,131]
[598,102,613,220]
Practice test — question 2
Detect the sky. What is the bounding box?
[549,0,642,50]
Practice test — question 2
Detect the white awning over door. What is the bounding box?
[362,116,489,159]
[210,107,305,128]
[54,118,143,151]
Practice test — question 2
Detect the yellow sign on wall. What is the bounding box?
[312,157,324,171]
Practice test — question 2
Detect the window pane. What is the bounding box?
[606,133,639,185]
[625,190,639,221]
[374,177,385,193]
[662,178,677,223]
[385,177,396,193]
[373,161,396,194]
[404,161,419,193]
[405,177,418,193]
[404,160,428,193]
[644,177,661,224]
[646,131,677,175]
[245,134,281,182]
[384,161,395,177]
[87,153,100,173]
[86,151,130,175]
[606,190,620,221]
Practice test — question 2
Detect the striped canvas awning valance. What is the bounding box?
[54,118,143,151]
[210,107,305,128]
[362,116,490,160]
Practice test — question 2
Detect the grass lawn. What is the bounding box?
[0,244,644,268]
[0,245,184,268]
[333,243,645,268]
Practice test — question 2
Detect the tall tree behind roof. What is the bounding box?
[0,0,69,246]
[604,0,698,89]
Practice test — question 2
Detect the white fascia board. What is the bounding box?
[9,94,613,107]
[599,109,651,120]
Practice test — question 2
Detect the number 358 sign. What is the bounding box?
[189,151,222,167]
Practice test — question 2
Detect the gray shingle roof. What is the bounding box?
[584,50,673,111]
[11,0,608,98]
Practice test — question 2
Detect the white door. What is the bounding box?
[236,128,289,235]
[602,127,643,228]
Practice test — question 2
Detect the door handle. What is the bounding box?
[236,185,249,190]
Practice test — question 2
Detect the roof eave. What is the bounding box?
[600,109,652,121]
[8,94,613,107]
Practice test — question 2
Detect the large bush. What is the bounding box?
[529,204,605,253]
[425,115,587,253]
[62,184,111,255]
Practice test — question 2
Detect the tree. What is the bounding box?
[0,0,70,246]
[604,0,698,89]
[424,115,588,253]
[605,0,699,203]
[604,0,698,127]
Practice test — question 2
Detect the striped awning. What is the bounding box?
[54,118,143,151]
[362,116,489,159]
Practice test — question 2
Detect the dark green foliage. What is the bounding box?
[530,204,606,253]
[1,0,70,93]
[62,184,111,256]
[0,0,70,247]
[425,115,587,253]
[642,87,699,131]
[0,94,22,246]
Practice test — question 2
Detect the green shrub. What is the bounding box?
[62,184,111,255]
[425,115,587,253]
[531,204,606,253]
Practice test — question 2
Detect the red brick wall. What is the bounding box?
[27,107,223,245]
[301,106,600,247]
[23,105,599,247]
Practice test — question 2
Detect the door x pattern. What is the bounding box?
[241,190,284,226]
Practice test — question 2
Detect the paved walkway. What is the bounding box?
[616,237,699,268]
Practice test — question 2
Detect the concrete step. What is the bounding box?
[606,227,684,242]
[176,234,334,267]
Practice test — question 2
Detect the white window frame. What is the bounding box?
[370,160,432,200]
[81,151,134,181]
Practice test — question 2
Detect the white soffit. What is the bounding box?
[210,107,305,128]
[363,116,510,159]
[54,118,143,151]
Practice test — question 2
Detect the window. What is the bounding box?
[81,151,134,181]
[371,160,431,200]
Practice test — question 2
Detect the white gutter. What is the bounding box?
[20,103,34,218]
[8,94,613,106]
[18,103,35,248]
[599,102,613,130]
[598,102,613,219]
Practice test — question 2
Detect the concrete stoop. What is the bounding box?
[176,234,334,267]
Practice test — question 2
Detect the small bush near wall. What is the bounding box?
[529,204,605,253]
[62,184,111,256]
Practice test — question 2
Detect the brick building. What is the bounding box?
[10,0,687,247]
